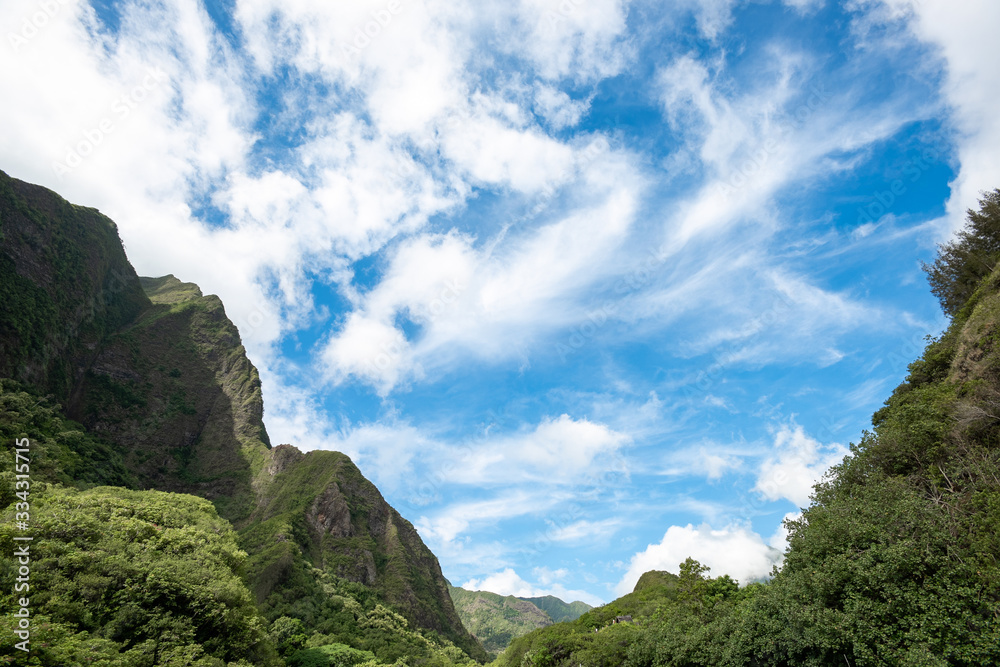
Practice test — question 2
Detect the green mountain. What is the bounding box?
[4,168,1000,666]
[492,190,1000,666]
[513,597,591,625]
[0,169,486,665]
[448,587,552,657]
[447,587,592,658]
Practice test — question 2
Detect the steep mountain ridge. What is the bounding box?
[0,169,148,399]
[0,169,485,664]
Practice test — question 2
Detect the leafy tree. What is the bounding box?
[0,486,281,665]
[923,188,1000,317]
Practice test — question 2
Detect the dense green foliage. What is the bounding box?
[241,450,486,664]
[0,379,136,499]
[0,486,279,666]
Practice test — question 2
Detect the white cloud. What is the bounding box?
[319,147,643,393]
[416,491,554,544]
[616,523,782,595]
[546,518,623,544]
[659,444,745,480]
[876,0,1000,234]
[514,0,630,82]
[754,424,850,508]
[463,567,604,606]
[534,84,590,129]
[454,414,631,486]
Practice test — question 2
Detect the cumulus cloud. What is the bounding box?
[616,523,782,595]
[463,568,604,606]
[754,424,850,508]
[876,0,1000,234]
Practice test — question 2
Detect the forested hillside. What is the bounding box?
[493,191,1000,666]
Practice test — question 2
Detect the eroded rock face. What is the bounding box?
[268,444,305,477]
[308,482,353,538]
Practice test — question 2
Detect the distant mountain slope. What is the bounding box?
[495,569,689,667]
[515,595,592,624]
[448,586,553,656]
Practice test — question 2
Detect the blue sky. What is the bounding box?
[3,0,999,604]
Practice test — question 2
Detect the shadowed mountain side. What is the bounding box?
[0,169,271,523]
[64,274,272,521]
[0,170,486,663]
[0,169,149,399]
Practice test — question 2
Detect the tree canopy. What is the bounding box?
[923,188,1000,317]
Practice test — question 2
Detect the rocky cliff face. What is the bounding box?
[245,448,487,661]
[0,169,485,662]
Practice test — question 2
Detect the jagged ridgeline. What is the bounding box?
[0,169,486,666]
